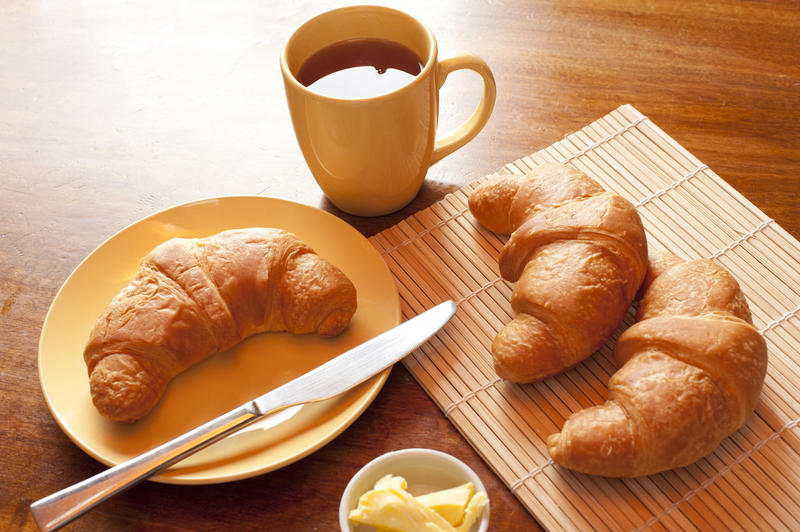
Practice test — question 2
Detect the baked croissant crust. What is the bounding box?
[468,163,648,382]
[83,228,357,423]
[547,252,768,477]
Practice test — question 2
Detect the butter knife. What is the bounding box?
[30,300,457,531]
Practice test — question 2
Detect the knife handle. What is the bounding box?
[30,404,260,531]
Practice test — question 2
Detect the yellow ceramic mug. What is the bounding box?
[281,5,496,217]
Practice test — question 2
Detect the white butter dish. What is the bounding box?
[339,448,490,532]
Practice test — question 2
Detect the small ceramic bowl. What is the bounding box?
[339,448,490,532]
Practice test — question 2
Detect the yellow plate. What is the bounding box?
[37,196,400,484]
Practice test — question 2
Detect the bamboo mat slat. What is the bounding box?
[368,104,800,532]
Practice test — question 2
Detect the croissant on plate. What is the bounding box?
[547,252,768,476]
[468,163,648,382]
[83,228,357,423]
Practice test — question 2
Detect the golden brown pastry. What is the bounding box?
[547,252,768,477]
[84,228,357,423]
[468,163,648,382]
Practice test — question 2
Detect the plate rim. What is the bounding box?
[37,194,401,484]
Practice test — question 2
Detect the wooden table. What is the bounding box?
[2,1,798,530]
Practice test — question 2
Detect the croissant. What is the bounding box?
[547,252,768,477]
[83,228,357,423]
[468,163,648,382]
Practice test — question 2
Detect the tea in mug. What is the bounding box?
[297,38,424,99]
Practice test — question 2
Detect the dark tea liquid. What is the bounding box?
[297,38,424,99]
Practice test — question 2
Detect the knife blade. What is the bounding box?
[30,300,457,531]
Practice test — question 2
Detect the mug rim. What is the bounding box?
[280,5,438,103]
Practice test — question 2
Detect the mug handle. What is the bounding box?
[431,51,497,165]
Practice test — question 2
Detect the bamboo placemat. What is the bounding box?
[368,104,800,531]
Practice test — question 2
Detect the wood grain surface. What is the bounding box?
[1,1,798,530]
